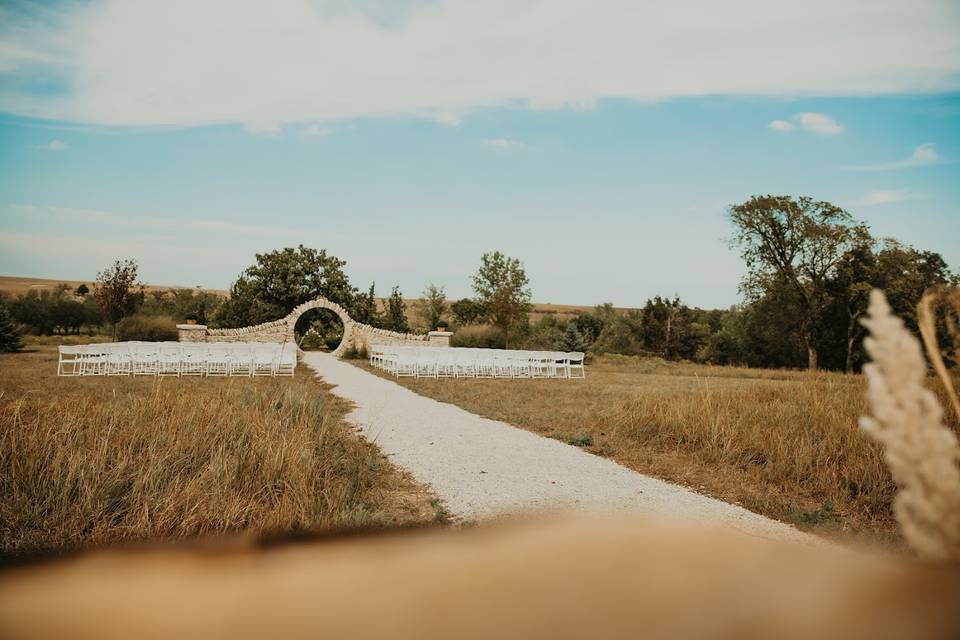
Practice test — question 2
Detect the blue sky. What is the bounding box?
[1,1,958,308]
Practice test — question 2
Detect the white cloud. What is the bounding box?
[846,143,941,171]
[851,189,929,207]
[483,138,525,149]
[432,111,462,127]
[38,139,67,150]
[300,123,330,137]
[0,0,958,127]
[242,120,282,135]
[796,112,844,135]
[767,119,794,132]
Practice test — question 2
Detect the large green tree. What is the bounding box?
[471,251,532,348]
[728,195,870,370]
[215,246,356,328]
[826,239,952,372]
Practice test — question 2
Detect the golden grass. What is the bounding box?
[0,275,228,297]
[362,355,960,545]
[0,347,442,559]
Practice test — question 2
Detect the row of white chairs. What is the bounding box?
[369,346,585,379]
[57,341,298,377]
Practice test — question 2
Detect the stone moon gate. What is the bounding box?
[177,296,451,357]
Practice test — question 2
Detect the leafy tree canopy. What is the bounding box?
[471,251,532,347]
[216,245,356,328]
[93,259,144,338]
[729,195,870,370]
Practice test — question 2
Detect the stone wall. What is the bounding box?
[176,296,431,357]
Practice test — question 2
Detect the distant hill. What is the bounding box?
[0,276,228,297]
[0,275,623,322]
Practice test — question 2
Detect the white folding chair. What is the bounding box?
[567,352,586,379]
[57,346,83,376]
[105,343,132,376]
[276,342,297,377]
[229,343,254,376]
[252,344,278,376]
[206,343,231,376]
[132,343,160,375]
[180,343,208,376]
[157,343,183,377]
[79,344,108,376]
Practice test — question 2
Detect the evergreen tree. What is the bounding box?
[352,283,382,327]
[559,322,591,352]
[384,286,410,333]
[0,304,23,353]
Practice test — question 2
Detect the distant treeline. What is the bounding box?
[1,195,955,370]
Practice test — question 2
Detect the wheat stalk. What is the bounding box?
[859,289,960,561]
[918,287,960,423]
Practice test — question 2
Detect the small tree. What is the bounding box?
[471,251,532,348]
[450,298,484,326]
[0,304,23,352]
[559,322,591,352]
[75,283,89,297]
[640,296,705,360]
[352,283,382,327]
[384,286,410,333]
[93,259,145,339]
[416,283,448,330]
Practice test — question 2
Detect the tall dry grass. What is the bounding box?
[363,356,960,543]
[0,347,439,559]
[860,289,960,560]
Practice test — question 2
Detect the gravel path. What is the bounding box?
[303,353,818,544]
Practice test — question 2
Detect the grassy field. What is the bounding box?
[0,275,229,297]
[0,346,443,560]
[361,355,959,545]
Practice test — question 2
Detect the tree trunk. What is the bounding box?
[806,342,818,371]
[845,316,856,374]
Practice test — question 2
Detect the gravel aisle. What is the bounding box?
[303,353,817,543]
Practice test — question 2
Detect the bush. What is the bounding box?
[116,315,178,342]
[450,324,506,349]
[299,329,324,351]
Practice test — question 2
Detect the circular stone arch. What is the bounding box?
[286,297,355,357]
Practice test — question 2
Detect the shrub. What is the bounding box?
[299,329,326,351]
[116,315,178,342]
[450,324,506,349]
[568,434,593,447]
[341,343,370,360]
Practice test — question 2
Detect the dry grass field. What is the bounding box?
[363,355,960,545]
[0,346,442,560]
[0,275,228,298]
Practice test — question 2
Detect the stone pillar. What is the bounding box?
[427,330,453,347]
[177,324,209,342]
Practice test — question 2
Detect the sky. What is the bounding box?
[1,0,958,309]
